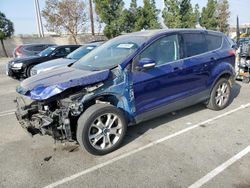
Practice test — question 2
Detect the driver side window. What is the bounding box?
[55,48,67,55]
[137,34,180,67]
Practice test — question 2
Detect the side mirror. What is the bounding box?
[137,58,156,70]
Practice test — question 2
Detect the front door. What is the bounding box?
[132,34,194,115]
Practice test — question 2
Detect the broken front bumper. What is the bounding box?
[15,97,40,136]
[15,96,74,141]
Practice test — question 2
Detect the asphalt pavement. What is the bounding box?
[0,58,249,188]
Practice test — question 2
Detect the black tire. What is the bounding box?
[25,65,34,78]
[207,78,231,111]
[77,103,127,155]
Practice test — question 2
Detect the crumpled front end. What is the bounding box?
[14,68,112,140]
[15,66,137,141]
[15,91,86,141]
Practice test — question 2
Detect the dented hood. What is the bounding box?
[17,67,110,100]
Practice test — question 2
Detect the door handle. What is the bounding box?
[210,57,217,61]
[173,67,179,71]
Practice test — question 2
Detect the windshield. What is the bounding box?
[66,45,97,60]
[72,35,148,71]
[38,47,56,57]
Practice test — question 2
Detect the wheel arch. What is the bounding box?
[82,92,135,122]
[209,62,235,92]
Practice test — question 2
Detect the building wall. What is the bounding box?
[0,34,107,57]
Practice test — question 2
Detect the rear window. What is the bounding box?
[24,45,46,52]
[205,34,222,51]
[182,33,207,57]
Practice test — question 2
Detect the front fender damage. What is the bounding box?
[15,66,136,142]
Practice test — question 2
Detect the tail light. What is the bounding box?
[15,45,22,56]
[228,49,236,56]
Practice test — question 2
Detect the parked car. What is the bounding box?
[30,41,104,76]
[15,29,235,155]
[13,43,55,58]
[7,45,81,78]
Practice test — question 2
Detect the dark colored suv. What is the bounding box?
[7,45,80,78]
[15,29,235,155]
[13,43,55,58]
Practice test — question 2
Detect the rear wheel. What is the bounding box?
[77,104,127,155]
[207,78,231,110]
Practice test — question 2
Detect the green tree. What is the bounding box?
[0,12,14,57]
[217,0,230,33]
[163,0,197,28]
[120,0,138,33]
[194,3,200,25]
[94,0,124,38]
[162,0,181,28]
[134,0,160,31]
[42,0,87,44]
[179,0,196,28]
[200,0,218,30]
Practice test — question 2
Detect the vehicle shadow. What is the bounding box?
[122,82,241,147]
[228,82,241,105]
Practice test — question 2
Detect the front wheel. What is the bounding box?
[77,104,127,155]
[207,78,232,110]
[25,65,34,78]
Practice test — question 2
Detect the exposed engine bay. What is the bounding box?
[15,66,136,142]
[15,83,105,141]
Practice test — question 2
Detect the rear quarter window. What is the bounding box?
[222,37,232,49]
[182,33,207,57]
[205,34,222,51]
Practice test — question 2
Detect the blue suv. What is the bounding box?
[15,29,235,155]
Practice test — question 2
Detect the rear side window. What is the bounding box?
[182,33,207,57]
[205,34,222,51]
[55,48,67,55]
[64,47,71,53]
[222,37,232,49]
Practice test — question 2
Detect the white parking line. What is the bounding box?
[43,103,250,188]
[0,112,15,117]
[188,145,250,188]
[0,109,15,117]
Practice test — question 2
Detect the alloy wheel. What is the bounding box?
[215,82,230,107]
[88,113,123,150]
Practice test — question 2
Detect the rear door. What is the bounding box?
[181,32,219,93]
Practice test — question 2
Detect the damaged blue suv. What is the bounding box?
[15,29,235,155]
